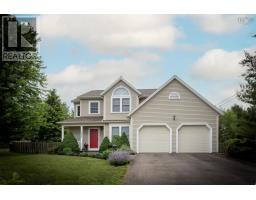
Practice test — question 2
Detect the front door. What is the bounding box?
[89,128,99,149]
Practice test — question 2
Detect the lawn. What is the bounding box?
[0,150,127,184]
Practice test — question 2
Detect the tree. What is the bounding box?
[38,89,70,142]
[238,51,256,106]
[220,47,256,158]
[120,132,130,147]
[0,15,46,143]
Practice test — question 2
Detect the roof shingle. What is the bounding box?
[72,88,157,102]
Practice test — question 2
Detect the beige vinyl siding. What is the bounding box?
[131,79,219,153]
[103,80,139,121]
[80,100,103,116]
[178,125,210,153]
[139,126,170,153]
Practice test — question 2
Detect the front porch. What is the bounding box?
[61,125,105,151]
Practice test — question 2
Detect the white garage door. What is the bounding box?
[178,125,211,153]
[139,126,170,153]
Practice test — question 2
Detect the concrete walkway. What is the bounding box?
[124,153,256,185]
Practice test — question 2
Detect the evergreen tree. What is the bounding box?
[38,89,70,141]
[0,14,46,143]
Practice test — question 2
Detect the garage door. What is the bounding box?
[139,126,170,153]
[177,125,211,153]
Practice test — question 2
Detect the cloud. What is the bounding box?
[47,57,158,104]
[191,49,245,80]
[192,15,246,34]
[40,15,181,53]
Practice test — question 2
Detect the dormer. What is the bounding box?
[101,76,141,121]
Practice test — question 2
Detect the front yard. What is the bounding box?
[0,150,127,184]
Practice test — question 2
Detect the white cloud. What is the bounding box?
[192,48,245,80]
[47,57,158,104]
[40,15,181,53]
[193,15,246,34]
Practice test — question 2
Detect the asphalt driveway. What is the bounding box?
[124,153,256,185]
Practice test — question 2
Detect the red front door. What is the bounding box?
[90,129,98,149]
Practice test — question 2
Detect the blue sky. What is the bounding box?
[37,15,256,108]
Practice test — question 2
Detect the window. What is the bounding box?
[122,98,130,112]
[89,101,100,114]
[112,87,130,113]
[110,125,130,141]
[76,105,80,117]
[112,98,120,112]
[121,126,129,137]
[111,127,119,137]
[169,92,180,100]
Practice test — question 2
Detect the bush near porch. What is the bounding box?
[0,151,127,185]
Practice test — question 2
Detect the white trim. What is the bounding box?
[103,96,106,120]
[216,116,219,152]
[88,128,100,151]
[169,92,181,100]
[129,75,223,116]
[75,104,81,117]
[109,123,130,142]
[101,76,141,96]
[136,123,172,153]
[111,86,131,113]
[176,123,212,153]
[80,126,84,151]
[88,100,100,114]
[61,125,64,142]
[130,117,134,150]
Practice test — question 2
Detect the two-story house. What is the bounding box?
[58,75,223,153]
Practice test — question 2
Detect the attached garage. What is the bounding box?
[177,124,212,153]
[137,124,172,153]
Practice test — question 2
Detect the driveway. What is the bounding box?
[124,153,256,185]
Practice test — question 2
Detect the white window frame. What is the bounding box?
[88,100,100,114]
[111,86,131,113]
[75,104,81,117]
[109,124,130,141]
[169,92,181,100]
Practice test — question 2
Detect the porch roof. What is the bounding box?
[57,116,104,124]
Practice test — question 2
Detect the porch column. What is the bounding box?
[61,125,64,142]
[80,126,83,151]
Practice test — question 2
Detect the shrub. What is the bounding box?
[120,133,130,147]
[99,137,111,153]
[119,144,130,151]
[108,151,129,166]
[58,130,80,154]
[95,153,104,159]
[79,152,88,157]
[223,138,253,156]
[112,135,122,149]
[102,149,114,159]
[63,147,73,156]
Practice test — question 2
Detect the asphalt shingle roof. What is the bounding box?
[58,116,103,124]
[72,89,157,102]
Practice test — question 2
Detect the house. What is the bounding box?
[58,75,223,153]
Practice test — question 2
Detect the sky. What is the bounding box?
[37,14,256,109]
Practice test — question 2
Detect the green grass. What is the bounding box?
[0,151,127,185]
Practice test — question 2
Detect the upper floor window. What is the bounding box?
[76,104,80,117]
[111,87,130,113]
[89,101,100,114]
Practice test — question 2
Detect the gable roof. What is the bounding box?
[128,75,224,116]
[100,76,142,96]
